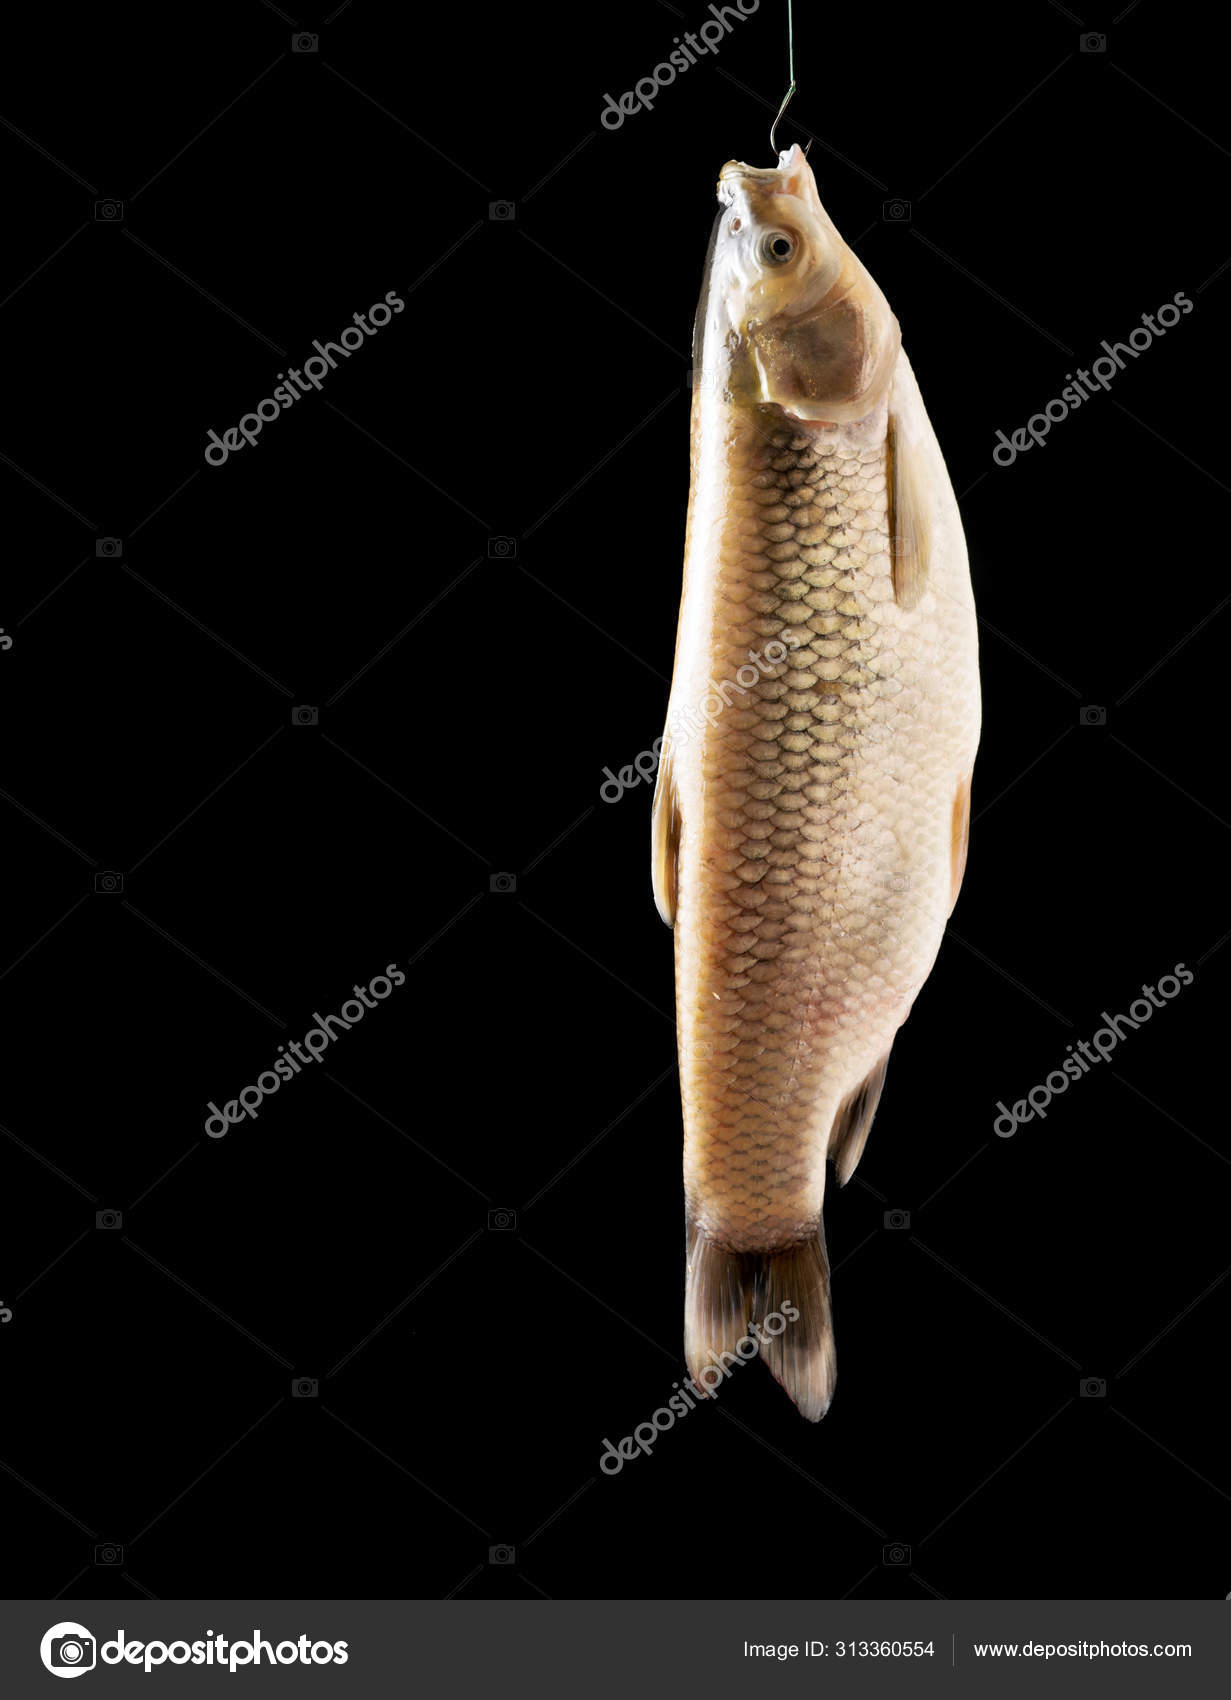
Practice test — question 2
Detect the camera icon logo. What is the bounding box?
[489,1544,516,1564]
[883,1543,911,1566]
[487,1208,518,1231]
[94,1542,123,1565]
[489,872,517,893]
[1080,705,1106,726]
[292,32,318,51]
[1080,1376,1106,1398]
[93,200,123,222]
[96,1210,122,1230]
[94,871,124,895]
[487,536,517,559]
[1080,32,1106,52]
[95,537,123,559]
[40,1622,96,1677]
[883,199,912,222]
[292,706,319,726]
[884,1209,911,1231]
[292,1377,319,1398]
[489,201,516,222]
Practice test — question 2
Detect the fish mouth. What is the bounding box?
[717,144,810,207]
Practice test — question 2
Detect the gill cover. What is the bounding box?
[698,145,900,424]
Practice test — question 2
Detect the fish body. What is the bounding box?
[653,147,980,1418]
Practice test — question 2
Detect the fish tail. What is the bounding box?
[683,1220,836,1422]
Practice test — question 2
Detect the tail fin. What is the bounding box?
[684,1221,836,1422]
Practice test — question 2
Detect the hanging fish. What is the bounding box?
[653,145,981,1419]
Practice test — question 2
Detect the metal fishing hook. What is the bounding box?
[769,0,796,157]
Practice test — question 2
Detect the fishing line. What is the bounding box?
[768,0,796,156]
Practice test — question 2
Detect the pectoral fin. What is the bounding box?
[650,730,680,927]
[887,402,930,610]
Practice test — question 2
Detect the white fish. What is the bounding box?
[653,145,981,1418]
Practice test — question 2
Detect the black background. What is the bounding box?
[2,0,1227,1604]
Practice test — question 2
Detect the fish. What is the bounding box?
[652,144,981,1420]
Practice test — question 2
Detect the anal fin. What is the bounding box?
[828,1053,891,1188]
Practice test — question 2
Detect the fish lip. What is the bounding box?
[717,144,807,201]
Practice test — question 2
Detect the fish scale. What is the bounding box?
[676,407,917,1254]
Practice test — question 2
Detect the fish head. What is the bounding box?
[696,144,900,424]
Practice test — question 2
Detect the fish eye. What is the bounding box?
[759,230,796,266]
